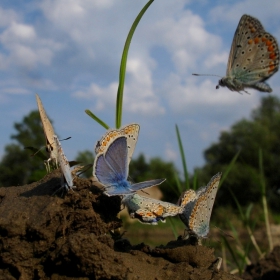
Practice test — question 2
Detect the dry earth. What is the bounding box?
[0,169,269,279]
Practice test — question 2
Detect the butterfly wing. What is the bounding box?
[130,178,166,192]
[188,173,221,238]
[178,189,198,230]
[226,15,279,92]
[95,124,140,164]
[93,136,131,196]
[122,193,181,224]
[54,135,74,190]
[36,94,58,165]
[227,15,264,73]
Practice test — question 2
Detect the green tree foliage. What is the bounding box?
[129,154,181,203]
[74,150,94,178]
[0,111,48,186]
[196,96,280,211]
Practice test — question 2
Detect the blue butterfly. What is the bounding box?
[93,136,165,196]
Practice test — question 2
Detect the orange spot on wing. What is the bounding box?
[262,37,267,42]
[254,37,260,44]
[269,65,275,73]
[268,45,274,52]
[154,206,164,216]
[248,39,253,44]
[269,53,277,60]
[266,40,272,46]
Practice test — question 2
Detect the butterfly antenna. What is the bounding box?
[60,136,72,142]
[214,226,234,239]
[139,189,150,195]
[192,73,222,78]
[31,145,47,157]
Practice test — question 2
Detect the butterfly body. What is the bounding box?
[122,194,183,225]
[178,173,221,239]
[54,135,75,191]
[93,135,165,196]
[36,94,58,171]
[217,14,279,93]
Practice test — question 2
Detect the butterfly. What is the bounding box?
[177,172,222,239]
[53,135,75,191]
[217,14,279,93]
[36,94,58,172]
[122,193,183,225]
[95,123,140,164]
[93,136,165,196]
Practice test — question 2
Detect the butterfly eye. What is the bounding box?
[218,79,225,86]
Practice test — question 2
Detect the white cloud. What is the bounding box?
[2,88,31,95]
[1,22,36,43]
[0,7,18,27]
[204,52,228,68]
[149,10,223,73]
[209,0,280,26]
[73,56,164,116]
[74,82,117,111]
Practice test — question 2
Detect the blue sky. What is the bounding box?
[0,0,280,176]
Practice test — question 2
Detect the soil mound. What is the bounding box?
[0,171,241,279]
[243,246,280,280]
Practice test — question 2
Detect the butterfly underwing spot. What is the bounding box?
[122,193,183,225]
[178,172,222,240]
[94,124,140,165]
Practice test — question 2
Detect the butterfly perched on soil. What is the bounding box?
[53,135,75,191]
[93,136,165,196]
[95,123,140,164]
[217,14,279,93]
[178,173,221,239]
[122,193,183,225]
[36,94,58,171]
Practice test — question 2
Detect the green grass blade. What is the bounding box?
[115,0,154,128]
[229,189,262,257]
[221,235,242,275]
[85,109,110,129]
[259,148,273,251]
[228,188,245,221]
[228,221,251,267]
[175,124,189,190]
[219,150,241,187]
[245,203,253,221]
[192,169,198,190]
[168,218,178,239]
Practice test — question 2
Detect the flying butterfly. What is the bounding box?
[194,15,279,93]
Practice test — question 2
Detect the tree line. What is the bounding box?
[1,96,280,212]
